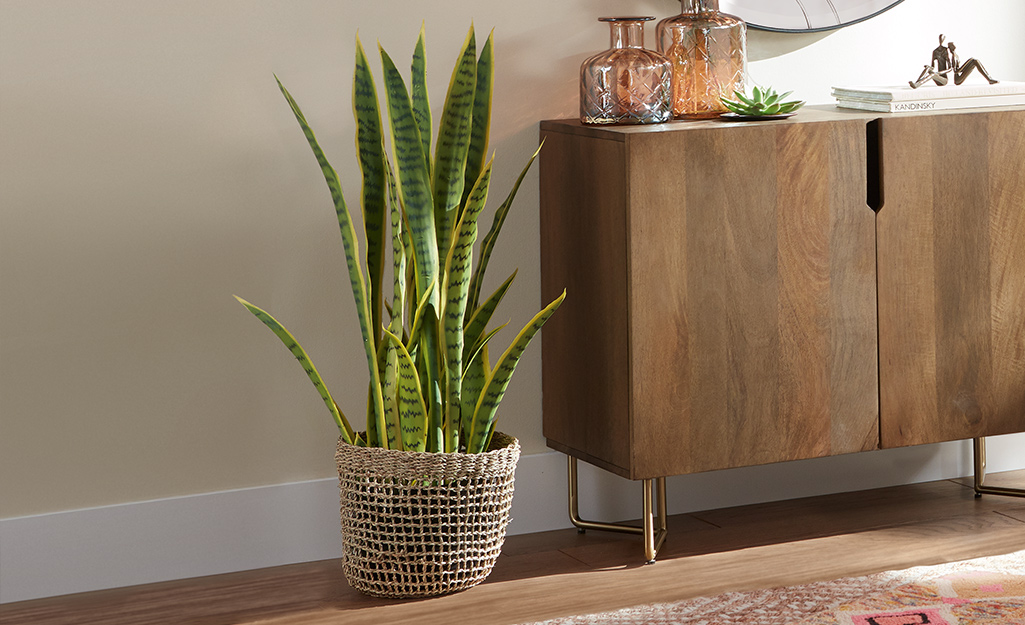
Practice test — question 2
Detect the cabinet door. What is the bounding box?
[878,109,1025,448]
[540,128,633,476]
[627,119,879,478]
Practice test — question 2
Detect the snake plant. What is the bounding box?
[236,25,564,454]
[720,86,805,116]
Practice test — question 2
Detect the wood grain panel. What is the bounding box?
[935,114,995,435]
[987,112,1025,437]
[719,126,780,469]
[777,122,832,460]
[876,116,939,445]
[625,118,877,478]
[878,109,1025,447]
[829,122,880,452]
[539,125,631,476]
[623,128,696,478]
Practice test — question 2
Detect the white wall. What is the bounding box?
[1,0,1023,603]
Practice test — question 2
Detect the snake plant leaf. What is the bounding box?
[234,296,354,444]
[466,142,542,318]
[441,159,493,451]
[468,289,567,453]
[274,78,389,448]
[462,324,505,385]
[411,24,432,176]
[353,38,388,346]
[384,158,406,334]
[421,312,444,453]
[402,274,440,453]
[405,276,436,350]
[364,384,383,448]
[380,47,439,312]
[462,30,493,210]
[402,211,416,324]
[383,329,429,452]
[331,398,356,443]
[462,268,516,364]
[432,26,477,256]
[460,342,491,448]
[376,337,402,450]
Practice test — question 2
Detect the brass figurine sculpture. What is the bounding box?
[910,34,998,89]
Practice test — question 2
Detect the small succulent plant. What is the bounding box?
[721,86,805,116]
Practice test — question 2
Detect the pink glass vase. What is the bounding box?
[580,17,672,125]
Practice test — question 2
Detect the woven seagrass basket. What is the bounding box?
[335,432,520,598]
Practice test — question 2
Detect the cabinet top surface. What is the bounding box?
[540,104,1025,140]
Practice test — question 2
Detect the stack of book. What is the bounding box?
[831,81,1025,113]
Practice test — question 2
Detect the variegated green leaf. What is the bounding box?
[462,324,504,385]
[235,296,354,444]
[468,290,566,453]
[462,30,493,210]
[384,157,405,334]
[406,276,436,350]
[421,312,444,453]
[440,159,493,451]
[462,268,516,364]
[432,26,476,256]
[460,342,490,449]
[411,24,432,176]
[402,215,416,324]
[466,142,542,317]
[331,399,356,443]
[365,384,382,448]
[275,77,388,448]
[353,38,387,347]
[366,381,383,444]
[383,329,428,452]
[377,336,402,450]
[380,47,439,312]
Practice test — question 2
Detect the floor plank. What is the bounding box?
[3,471,1024,625]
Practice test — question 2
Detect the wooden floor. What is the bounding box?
[4,470,1025,625]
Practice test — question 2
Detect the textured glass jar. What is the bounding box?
[580,17,672,125]
[656,0,746,119]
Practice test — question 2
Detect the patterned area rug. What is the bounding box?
[525,550,1025,625]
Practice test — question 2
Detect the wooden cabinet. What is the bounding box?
[540,106,1025,481]
[877,110,1025,448]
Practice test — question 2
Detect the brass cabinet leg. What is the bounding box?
[973,437,1025,498]
[567,456,668,563]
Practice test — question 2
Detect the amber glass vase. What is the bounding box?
[580,17,672,125]
[656,0,746,119]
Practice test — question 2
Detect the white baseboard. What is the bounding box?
[3,433,1023,604]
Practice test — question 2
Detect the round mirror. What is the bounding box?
[721,0,905,33]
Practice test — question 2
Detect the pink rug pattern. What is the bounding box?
[525,550,1025,625]
[792,570,1025,624]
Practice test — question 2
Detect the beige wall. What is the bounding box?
[2,0,1023,518]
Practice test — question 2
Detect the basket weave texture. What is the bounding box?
[336,432,520,598]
